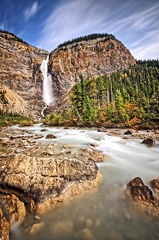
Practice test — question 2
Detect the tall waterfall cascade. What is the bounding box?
[40,56,54,106]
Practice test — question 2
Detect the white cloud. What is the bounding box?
[24,1,39,21]
[131,33,159,59]
[36,0,159,59]
[37,0,110,50]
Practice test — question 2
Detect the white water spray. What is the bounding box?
[40,56,54,106]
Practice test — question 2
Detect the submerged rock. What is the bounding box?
[79,228,96,240]
[0,154,101,214]
[50,220,73,238]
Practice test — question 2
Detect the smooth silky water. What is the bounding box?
[11,125,159,240]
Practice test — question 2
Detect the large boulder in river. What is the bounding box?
[127,177,154,204]
[126,177,159,215]
[141,137,156,147]
[0,154,101,214]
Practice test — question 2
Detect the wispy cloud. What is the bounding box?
[0,22,5,30]
[24,1,39,21]
[37,0,109,50]
[131,32,159,59]
[37,0,159,59]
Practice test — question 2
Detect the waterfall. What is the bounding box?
[40,56,54,106]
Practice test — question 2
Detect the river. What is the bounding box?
[11,125,159,240]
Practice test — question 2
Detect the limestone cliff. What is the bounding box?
[0,31,48,118]
[48,35,135,97]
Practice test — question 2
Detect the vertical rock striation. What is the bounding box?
[49,36,136,97]
[0,31,48,118]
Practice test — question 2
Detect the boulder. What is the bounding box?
[127,177,154,203]
[0,154,101,214]
[40,129,48,132]
[123,129,134,135]
[127,177,159,214]
[141,137,156,147]
[45,134,57,139]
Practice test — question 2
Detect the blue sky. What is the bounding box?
[0,0,159,59]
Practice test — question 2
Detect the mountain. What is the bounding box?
[49,34,135,97]
[0,31,135,118]
[0,30,48,119]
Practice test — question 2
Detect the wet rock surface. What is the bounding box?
[141,137,156,147]
[127,177,159,215]
[0,126,159,239]
[0,193,26,240]
[45,134,57,139]
[0,194,26,226]
[0,207,10,240]
[150,179,159,201]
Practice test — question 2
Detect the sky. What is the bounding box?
[0,0,159,59]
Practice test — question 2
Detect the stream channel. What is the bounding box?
[11,125,159,240]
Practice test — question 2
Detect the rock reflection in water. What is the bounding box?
[10,125,159,240]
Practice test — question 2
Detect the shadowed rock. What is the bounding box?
[45,134,57,139]
[150,179,159,201]
[141,137,156,147]
[127,177,159,216]
[123,129,134,135]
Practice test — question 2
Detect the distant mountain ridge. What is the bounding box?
[0,31,135,118]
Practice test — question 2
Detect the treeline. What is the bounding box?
[44,60,159,128]
[137,59,159,68]
[57,33,115,49]
[0,30,29,45]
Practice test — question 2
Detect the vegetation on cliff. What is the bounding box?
[0,113,35,127]
[0,89,34,126]
[57,33,115,49]
[44,60,159,129]
[0,30,29,45]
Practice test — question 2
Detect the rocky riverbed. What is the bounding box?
[0,125,159,240]
[0,125,104,239]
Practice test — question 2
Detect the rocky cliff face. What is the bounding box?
[0,32,135,118]
[48,36,135,97]
[0,31,48,118]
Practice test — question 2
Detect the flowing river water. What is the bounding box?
[11,125,159,240]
